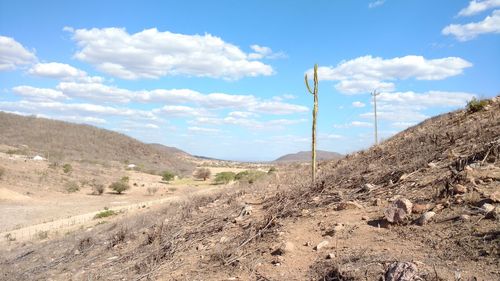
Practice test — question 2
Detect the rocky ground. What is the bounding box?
[0,97,499,280]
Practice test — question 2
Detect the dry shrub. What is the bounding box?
[147,186,158,195]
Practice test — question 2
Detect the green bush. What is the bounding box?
[268,167,277,174]
[65,181,80,193]
[161,171,175,182]
[235,170,267,184]
[120,176,130,183]
[214,171,236,184]
[0,166,5,180]
[109,180,130,194]
[466,97,488,113]
[94,209,116,219]
[62,163,72,174]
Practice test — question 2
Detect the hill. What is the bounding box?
[1,97,499,280]
[274,150,343,162]
[0,111,194,174]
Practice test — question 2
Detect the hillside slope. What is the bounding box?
[0,112,194,174]
[274,150,343,162]
[1,97,499,280]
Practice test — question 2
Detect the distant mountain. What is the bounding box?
[274,150,343,163]
[0,112,195,174]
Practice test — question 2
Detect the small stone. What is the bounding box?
[385,262,419,281]
[427,162,437,168]
[304,241,312,247]
[412,203,430,214]
[74,249,80,255]
[374,198,384,206]
[385,198,413,223]
[490,191,500,203]
[481,203,495,214]
[314,240,329,251]
[361,216,369,221]
[417,211,435,226]
[432,204,445,212]
[337,201,363,210]
[326,253,335,259]
[220,236,228,243]
[453,184,468,194]
[458,214,470,221]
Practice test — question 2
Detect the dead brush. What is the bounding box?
[108,226,129,249]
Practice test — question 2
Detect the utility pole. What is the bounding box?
[371,90,380,145]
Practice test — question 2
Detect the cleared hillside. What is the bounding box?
[0,112,194,174]
[274,150,343,162]
[1,97,499,280]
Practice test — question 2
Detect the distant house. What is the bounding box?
[127,164,136,169]
[33,155,46,161]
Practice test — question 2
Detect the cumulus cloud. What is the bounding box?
[12,86,67,100]
[56,82,133,103]
[360,90,476,124]
[29,62,86,79]
[368,0,385,8]
[352,101,366,108]
[458,0,500,17]
[65,27,274,80]
[153,105,208,118]
[443,10,500,41]
[309,55,472,94]
[191,114,306,130]
[0,36,37,71]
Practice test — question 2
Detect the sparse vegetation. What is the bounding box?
[235,170,267,184]
[161,170,175,182]
[268,167,277,174]
[90,179,105,195]
[120,176,130,183]
[214,171,236,184]
[0,166,5,180]
[466,97,488,113]
[109,178,130,194]
[65,181,80,193]
[37,230,48,240]
[193,168,211,181]
[147,186,159,195]
[62,163,72,174]
[94,209,117,219]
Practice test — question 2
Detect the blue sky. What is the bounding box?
[0,0,499,161]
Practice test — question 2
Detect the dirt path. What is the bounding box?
[0,186,222,244]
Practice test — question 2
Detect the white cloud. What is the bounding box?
[443,10,500,41]
[310,55,472,94]
[191,114,306,130]
[360,90,476,122]
[57,81,133,103]
[28,62,86,79]
[228,111,258,118]
[458,0,500,17]
[12,86,67,100]
[188,126,221,134]
[0,36,37,71]
[368,0,385,8]
[66,27,274,80]
[153,105,208,118]
[248,44,286,59]
[352,101,366,108]
[351,121,372,127]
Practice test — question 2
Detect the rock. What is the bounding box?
[326,253,335,259]
[362,183,376,192]
[453,184,468,194]
[432,204,445,212]
[337,201,363,210]
[271,242,295,256]
[427,162,437,168]
[361,216,369,221]
[385,198,413,223]
[314,240,329,251]
[458,214,470,221]
[385,261,419,281]
[490,191,500,203]
[481,203,495,214]
[417,211,435,226]
[238,205,253,217]
[74,249,80,255]
[412,203,430,214]
[220,236,228,243]
[374,198,384,206]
